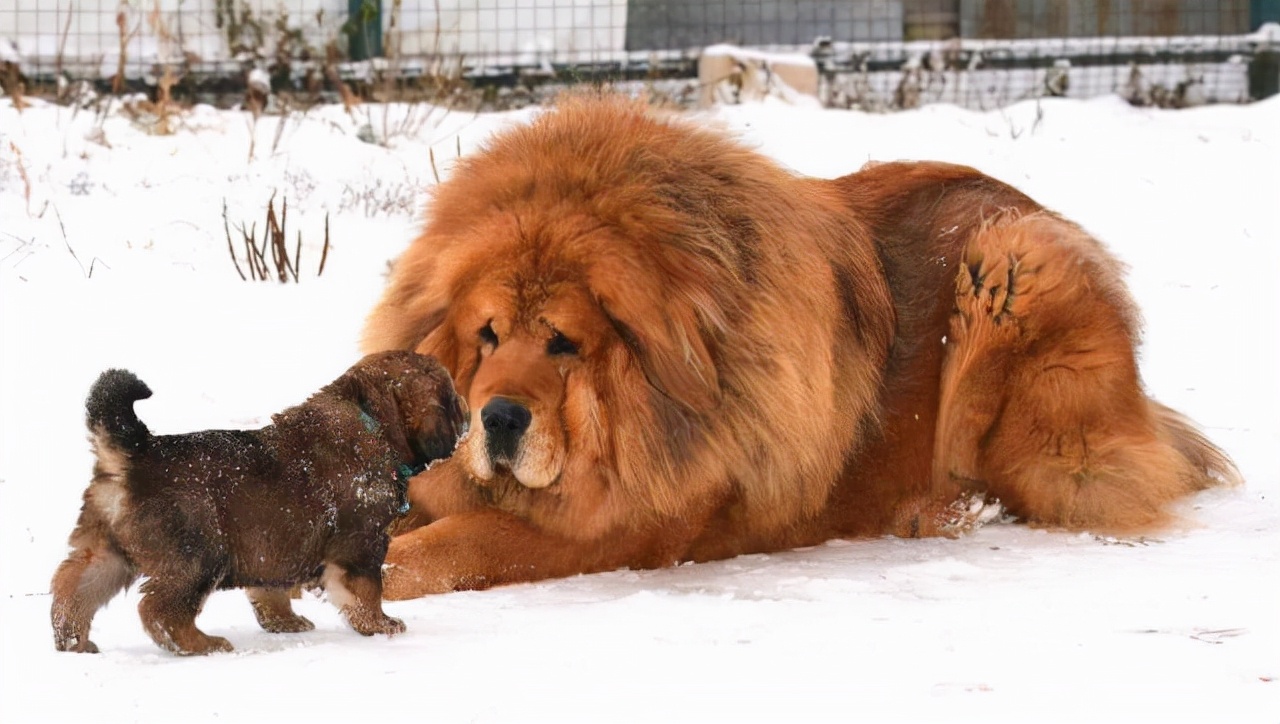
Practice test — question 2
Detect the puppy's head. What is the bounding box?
[337,350,468,470]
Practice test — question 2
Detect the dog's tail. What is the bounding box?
[1152,401,1242,492]
[86,369,153,454]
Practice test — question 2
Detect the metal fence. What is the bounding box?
[2,1,1278,108]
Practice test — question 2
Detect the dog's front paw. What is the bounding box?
[380,531,473,598]
[381,560,464,599]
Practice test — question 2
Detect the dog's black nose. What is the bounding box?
[481,397,530,464]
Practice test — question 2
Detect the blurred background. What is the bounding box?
[3,1,1279,111]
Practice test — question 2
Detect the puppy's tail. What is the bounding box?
[86,369,153,454]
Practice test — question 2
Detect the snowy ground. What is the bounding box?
[1,92,1277,723]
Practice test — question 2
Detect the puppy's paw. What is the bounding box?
[175,634,235,656]
[259,613,315,634]
[54,636,99,654]
[353,614,406,637]
[247,587,316,633]
[146,619,235,655]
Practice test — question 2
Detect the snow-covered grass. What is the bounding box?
[1,94,1277,724]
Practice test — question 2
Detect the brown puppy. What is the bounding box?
[50,350,466,655]
[363,95,1239,599]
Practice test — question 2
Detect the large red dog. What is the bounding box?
[363,95,1237,598]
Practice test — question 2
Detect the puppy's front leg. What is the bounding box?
[321,554,405,637]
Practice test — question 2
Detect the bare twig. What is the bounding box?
[9,142,32,214]
[54,205,105,278]
[293,229,303,281]
[154,66,179,135]
[55,2,74,84]
[247,220,267,279]
[246,113,257,162]
[317,213,330,276]
[223,199,247,281]
[112,3,141,95]
[270,112,288,155]
[323,48,360,112]
[251,223,267,278]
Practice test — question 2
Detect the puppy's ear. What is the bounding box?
[335,364,414,458]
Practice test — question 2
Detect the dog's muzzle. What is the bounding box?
[481,396,531,466]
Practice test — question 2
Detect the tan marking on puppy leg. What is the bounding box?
[87,480,129,528]
[90,427,130,476]
[88,429,133,527]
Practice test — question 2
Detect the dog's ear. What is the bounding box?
[412,311,461,379]
[597,291,721,416]
[363,270,450,355]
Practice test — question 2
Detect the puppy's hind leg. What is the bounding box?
[50,542,135,653]
[138,576,233,655]
[246,587,314,633]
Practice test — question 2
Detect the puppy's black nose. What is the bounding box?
[481,397,530,464]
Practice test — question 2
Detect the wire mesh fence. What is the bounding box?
[2,1,1278,109]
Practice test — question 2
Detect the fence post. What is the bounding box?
[1251,1,1280,99]
[347,0,383,60]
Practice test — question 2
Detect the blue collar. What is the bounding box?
[358,407,421,514]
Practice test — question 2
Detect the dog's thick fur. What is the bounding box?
[363,96,1238,599]
[51,350,465,654]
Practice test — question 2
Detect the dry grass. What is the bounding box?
[1,61,28,111]
[224,194,330,283]
[111,3,140,96]
[8,141,33,215]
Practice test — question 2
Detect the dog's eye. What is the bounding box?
[479,322,498,347]
[546,331,579,357]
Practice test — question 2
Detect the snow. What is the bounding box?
[702,43,818,68]
[2,93,1278,723]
